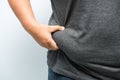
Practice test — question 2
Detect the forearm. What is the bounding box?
[8,0,39,33]
[8,0,64,50]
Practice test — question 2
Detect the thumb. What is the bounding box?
[49,26,64,32]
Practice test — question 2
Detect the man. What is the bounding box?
[8,0,120,80]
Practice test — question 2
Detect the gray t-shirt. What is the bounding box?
[47,0,120,80]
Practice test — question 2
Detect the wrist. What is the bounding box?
[22,20,40,34]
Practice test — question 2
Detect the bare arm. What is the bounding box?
[8,0,64,50]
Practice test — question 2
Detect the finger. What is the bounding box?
[49,26,64,32]
[41,38,58,50]
[48,38,59,50]
[45,43,53,50]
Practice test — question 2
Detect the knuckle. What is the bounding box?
[53,46,58,50]
[44,38,51,44]
[56,26,59,28]
[48,26,52,31]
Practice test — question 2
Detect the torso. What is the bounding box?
[48,0,120,79]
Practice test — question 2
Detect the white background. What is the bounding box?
[0,0,52,80]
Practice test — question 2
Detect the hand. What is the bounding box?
[30,24,64,50]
